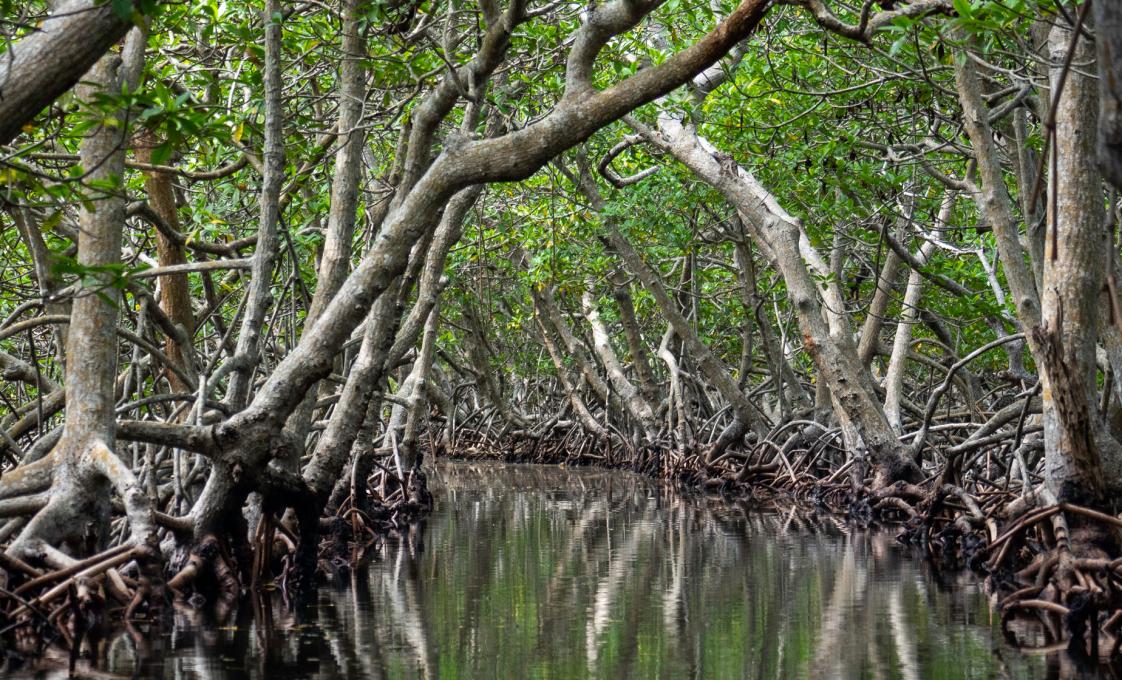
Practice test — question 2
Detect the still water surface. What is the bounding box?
[29,462,1082,678]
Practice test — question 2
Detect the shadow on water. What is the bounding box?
[11,461,1122,679]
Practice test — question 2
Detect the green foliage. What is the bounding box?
[104,0,160,24]
[0,0,1072,444]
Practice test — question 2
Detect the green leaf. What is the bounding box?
[110,0,134,19]
[150,142,174,166]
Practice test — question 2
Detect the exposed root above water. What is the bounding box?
[0,461,432,673]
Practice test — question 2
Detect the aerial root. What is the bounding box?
[0,540,156,663]
[0,447,435,671]
[167,535,240,606]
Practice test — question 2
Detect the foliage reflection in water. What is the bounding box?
[15,462,1096,678]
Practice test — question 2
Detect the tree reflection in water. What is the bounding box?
[19,462,1121,679]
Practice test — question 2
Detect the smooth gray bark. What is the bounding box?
[287,0,368,451]
[225,0,285,411]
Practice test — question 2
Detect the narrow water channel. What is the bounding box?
[42,462,1071,678]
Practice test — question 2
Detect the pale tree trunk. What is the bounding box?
[303,284,401,499]
[733,238,808,418]
[609,270,660,407]
[525,170,641,426]
[883,240,936,433]
[734,257,756,394]
[883,193,955,431]
[398,300,441,472]
[564,152,662,437]
[191,0,284,538]
[225,0,284,411]
[385,185,482,367]
[620,28,914,481]
[286,0,367,452]
[306,178,483,501]
[636,115,916,484]
[10,33,156,557]
[953,38,1043,336]
[658,325,690,454]
[1037,19,1113,505]
[129,0,774,547]
[0,0,155,146]
[537,316,608,438]
[954,40,1047,390]
[950,34,1122,497]
[606,227,764,460]
[319,225,472,510]
[857,219,905,369]
[1012,109,1046,292]
[302,0,365,330]
[208,0,773,438]
[581,287,659,443]
[8,207,70,361]
[529,283,614,408]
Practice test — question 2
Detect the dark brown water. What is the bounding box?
[11,462,1098,678]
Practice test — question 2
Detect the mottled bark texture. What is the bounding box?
[1037,19,1112,505]
[0,1,158,146]
[953,37,1042,337]
[93,0,774,548]
[224,0,285,412]
[636,114,916,485]
[9,32,156,559]
[286,0,368,452]
[135,135,197,394]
